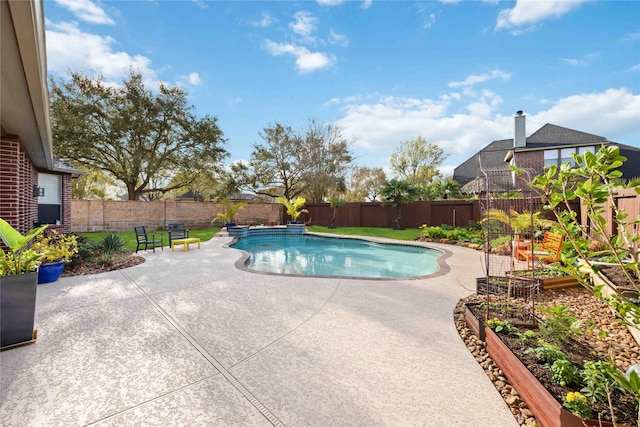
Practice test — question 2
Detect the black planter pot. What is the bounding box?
[1,272,38,349]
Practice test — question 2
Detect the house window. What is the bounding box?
[38,173,62,225]
[544,150,559,169]
[578,146,595,156]
[560,148,575,166]
[544,146,596,170]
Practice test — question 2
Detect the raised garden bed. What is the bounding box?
[507,269,581,291]
[463,292,637,426]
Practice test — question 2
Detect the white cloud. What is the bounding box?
[179,72,202,86]
[532,88,640,142]
[361,0,372,10]
[289,11,318,40]
[316,0,346,5]
[191,0,208,9]
[496,0,588,33]
[630,64,640,72]
[46,20,158,84]
[54,0,115,25]
[332,88,640,171]
[251,12,275,28]
[562,53,598,66]
[328,29,349,47]
[448,69,511,88]
[422,13,436,29]
[263,40,334,73]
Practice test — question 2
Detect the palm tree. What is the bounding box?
[484,209,557,237]
[380,179,420,229]
[277,196,308,223]
[328,197,346,229]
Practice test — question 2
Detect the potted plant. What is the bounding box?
[277,196,308,224]
[0,218,48,349]
[213,199,247,228]
[31,230,78,284]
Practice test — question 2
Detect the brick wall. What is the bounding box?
[514,151,544,176]
[0,136,38,235]
[70,200,283,232]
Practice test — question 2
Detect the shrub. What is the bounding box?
[66,234,99,270]
[100,232,126,259]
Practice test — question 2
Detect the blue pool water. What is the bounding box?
[230,234,442,279]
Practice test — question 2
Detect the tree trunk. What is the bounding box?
[329,207,337,228]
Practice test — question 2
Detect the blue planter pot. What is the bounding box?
[38,261,65,284]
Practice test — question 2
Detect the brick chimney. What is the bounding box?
[514,110,526,148]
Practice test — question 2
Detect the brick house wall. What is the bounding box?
[0,136,38,234]
[514,150,544,176]
[0,136,72,235]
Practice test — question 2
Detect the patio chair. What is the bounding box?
[168,223,189,244]
[517,231,564,269]
[135,226,164,253]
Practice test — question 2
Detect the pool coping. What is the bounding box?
[224,231,452,281]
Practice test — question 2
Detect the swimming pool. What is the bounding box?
[230,234,444,279]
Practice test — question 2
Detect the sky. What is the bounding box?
[44,0,640,178]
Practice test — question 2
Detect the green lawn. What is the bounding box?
[79,227,221,252]
[306,226,422,241]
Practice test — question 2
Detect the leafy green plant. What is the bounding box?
[419,225,483,244]
[609,365,640,425]
[66,234,100,270]
[277,196,308,222]
[380,179,420,229]
[514,329,538,341]
[563,391,593,419]
[519,145,640,327]
[538,305,584,346]
[580,359,623,404]
[214,199,248,225]
[486,317,515,334]
[32,230,78,264]
[483,208,557,237]
[549,358,580,387]
[0,218,48,275]
[524,340,568,364]
[99,232,126,259]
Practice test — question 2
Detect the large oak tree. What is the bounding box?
[247,119,353,202]
[51,71,227,200]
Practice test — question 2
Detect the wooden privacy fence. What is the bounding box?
[300,198,582,229]
[300,200,482,228]
[70,197,590,232]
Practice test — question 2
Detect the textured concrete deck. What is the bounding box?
[0,234,518,426]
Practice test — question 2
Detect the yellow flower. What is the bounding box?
[566,392,576,402]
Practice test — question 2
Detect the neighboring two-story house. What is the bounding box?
[1,0,79,235]
[454,111,640,193]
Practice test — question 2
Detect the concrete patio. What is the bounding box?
[0,234,518,426]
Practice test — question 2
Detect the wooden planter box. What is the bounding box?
[507,271,581,291]
[485,326,626,427]
[464,303,485,341]
[592,270,640,347]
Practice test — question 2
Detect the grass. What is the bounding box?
[306,226,422,241]
[79,227,221,252]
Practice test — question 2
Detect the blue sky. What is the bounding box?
[45,0,640,177]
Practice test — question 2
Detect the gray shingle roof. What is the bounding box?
[525,124,607,147]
